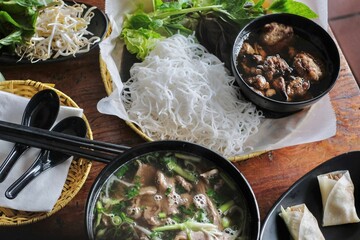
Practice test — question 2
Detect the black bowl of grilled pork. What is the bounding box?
[85,141,260,240]
[231,13,340,114]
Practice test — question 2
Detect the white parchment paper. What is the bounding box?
[97,0,336,157]
[0,91,83,212]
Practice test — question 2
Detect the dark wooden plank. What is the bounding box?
[0,1,359,239]
[330,15,360,86]
[328,0,360,19]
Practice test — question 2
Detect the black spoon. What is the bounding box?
[5,116,87,199]
[0,89,60,182]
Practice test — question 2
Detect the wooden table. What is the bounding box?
[0,1,359,239]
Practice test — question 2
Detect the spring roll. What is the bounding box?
[317,170,360,226]
[279,203,324,240]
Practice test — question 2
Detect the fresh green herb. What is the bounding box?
[111,202,127,215]
[175,183,187,195]
[149,231,164,239]
[221,216,230,228]
[120,0,318,61]
[121,26,165,60]
[175,153,201,162]
[165,156,198,182]
[111,215,122,225]
[195,208,210,223]
[119,212,134,224]
[153,219,221,236]
[219,199,235,213]
[125,175,141,199]
[179,204,196,216]
[0,0,53,52]
[158,212,167,219]
[165,187,172,196]
[115,164,129,178]
[268,0,318,18]
[206,188,226,206]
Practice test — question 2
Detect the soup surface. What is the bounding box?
[93,151,250,239]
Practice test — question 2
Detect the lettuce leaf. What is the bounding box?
[121,0,318,60]
[268,0,318,19]
[121,28,165,60]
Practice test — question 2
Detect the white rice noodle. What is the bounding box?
[122,34,263,157]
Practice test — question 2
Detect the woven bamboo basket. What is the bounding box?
[0,80,93,226]
[99,56,267,161]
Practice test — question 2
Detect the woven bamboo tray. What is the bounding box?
[0,80,93,226]
[99,57,267,162]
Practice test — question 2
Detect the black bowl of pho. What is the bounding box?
[231,13,340,114]
[85,141,260,240]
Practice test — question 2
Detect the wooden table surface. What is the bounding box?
[0,1,359,239]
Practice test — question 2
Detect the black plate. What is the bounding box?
[260,151,360,240]
[0,1,108,64]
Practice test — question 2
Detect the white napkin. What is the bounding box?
[0,90,83,212]
[97,0,336,158]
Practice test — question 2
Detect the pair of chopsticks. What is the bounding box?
[0,120,130,164]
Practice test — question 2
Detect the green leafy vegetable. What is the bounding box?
[121,27,164,60]
[206,188,226,206]
[125,175,141,199]
[0,0,53,53]
[164,156,198,182]
[268,0,318,18]
[153,219,222,237]
[115,164,129,178]
[120,0,318,61]
[165,187,172,196]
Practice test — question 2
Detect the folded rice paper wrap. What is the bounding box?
[317,170,360,226]
[279,204,324,240]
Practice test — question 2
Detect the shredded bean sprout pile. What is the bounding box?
[122,34,263,157]
[16,0,100,62]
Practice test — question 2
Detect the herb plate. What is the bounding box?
[0,1,108,64]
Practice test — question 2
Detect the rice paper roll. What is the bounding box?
[279,203,324,240]
[317,170,360,226]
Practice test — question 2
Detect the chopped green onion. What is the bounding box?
[158,212,167,219]
[219,200,235,214]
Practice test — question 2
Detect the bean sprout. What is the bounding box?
[16,0,100,62]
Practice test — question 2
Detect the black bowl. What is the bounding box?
[231,13,340,114]
[85,141,260,240]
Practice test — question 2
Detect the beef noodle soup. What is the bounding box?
[92,151,250,240]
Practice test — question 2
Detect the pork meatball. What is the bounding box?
[245,75,270,90]
[271,77,288,99]
[286,76,311,100]
[259,22,294,53]
[238,52,264,76]
[262,55,292,81]
[240,42,255,55]
[293,52,323,82]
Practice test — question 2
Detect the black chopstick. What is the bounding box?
[0,120,131,163]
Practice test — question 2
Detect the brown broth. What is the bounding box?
[236,23,332,102]
[92,151,250,240]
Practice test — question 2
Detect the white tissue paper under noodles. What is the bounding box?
[122,34,263,157]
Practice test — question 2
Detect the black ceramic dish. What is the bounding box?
[85,141,260,240]
[0,1,108,64]
[260,151,360,240]
[231,13,340,114]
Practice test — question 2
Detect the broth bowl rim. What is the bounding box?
[231,13,340,111]
[85,140,260,240]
